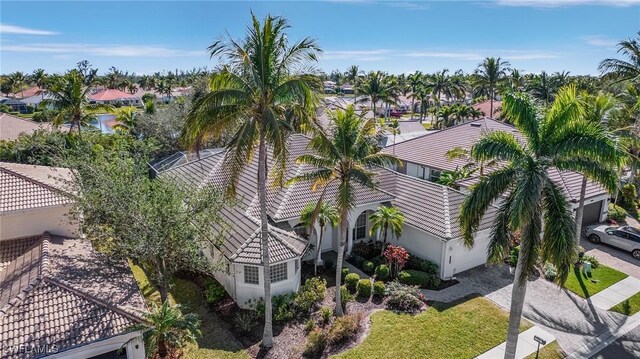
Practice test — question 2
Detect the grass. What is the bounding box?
[610,291,640,316]
[523,341,565,359]
[129,262,249,359]
[563,264,628,299]
[333,296,531,359]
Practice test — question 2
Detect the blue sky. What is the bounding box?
[1,1,638,75]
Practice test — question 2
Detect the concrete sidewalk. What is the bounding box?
[476,326,556,359]
[589,276,640,310]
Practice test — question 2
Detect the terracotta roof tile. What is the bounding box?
[0,113,52,141]
[0,163,73,214]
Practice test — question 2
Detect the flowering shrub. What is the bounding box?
[385,281,426,313]
[383,245,410,278]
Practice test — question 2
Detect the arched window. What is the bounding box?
[355,212,367,240]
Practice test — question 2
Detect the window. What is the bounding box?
[271,262,288,283]
[356,212,367,239]
[244,266,259,284]
[429,169,441,182]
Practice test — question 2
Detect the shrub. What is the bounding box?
[304,318,316,332]
[608,203,627,222]
[324,258,335,271]
[406,255,439,275]
[204,280,226,305]
[620,183,638,215]
[320,306,332,324]
[357,279,372,298]
[543,263,557,282]
[340,285,355,305]
[327,313,362,345]
[142,93,156,103]
[294,277,327,313]
[341,267,350,280]
[508,246,520,267]
[582,255,600,268]
[235,311,257,334]
[349,254,366,267]
[383,245,410,278]
[352,240,383,260]
[273,294,296,322]
[398,270,430,287]
[385,281,425,313]
[362,261,375,274]
[345,273,360,291]
[373,281,385,297]
[303,329,327,357]
[375,264,390,280]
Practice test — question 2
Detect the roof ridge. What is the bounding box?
[0,164,71,199]
[272,166,301,220]
[441,186,452,239]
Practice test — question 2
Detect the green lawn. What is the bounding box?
[563,265,628,299]
[333,296,531,359]
[610,292,640,316]
[523,341,565,359]
[129,262,249,359]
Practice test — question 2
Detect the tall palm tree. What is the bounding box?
[610,83,640,185]
[460,86,619,359]
[31,68,47,88]
[526,71,561,106]
[369,205,405,255]
[413,83,431,123]
[288,106,398,316]
[45,70,113,134]
[300,201,339,275]
[407,71,423,119]
[137,301,201,359]
[357,71,397,117]
[8,71,28,97]
[506,69,525,93]
[599,31,640,83]
[473,57,510,118]
[345,65,360,100]
[182,13,320,348]
[423,69,466,124]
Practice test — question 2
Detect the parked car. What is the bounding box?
[584,224,640,260]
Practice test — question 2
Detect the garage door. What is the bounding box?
[582,201,603,226]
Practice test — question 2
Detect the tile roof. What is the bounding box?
[12,87,42,99]
[472,100,502,118]
[0,233,147,358]
[0,113,52,141]
[0,162,73,214]
[89,89,139,101]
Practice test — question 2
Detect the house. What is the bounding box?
[12,86,42,99]
[472,99,502,119]
[0,162,147,359]
[160,134,499,307]
[384,118,610,227]
[0,113,52,142]
[89,89,141,106]
[0,99,29,114]
[340,83,354,94]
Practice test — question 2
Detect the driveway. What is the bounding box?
[590,324,640,358]
[581,237,640,279]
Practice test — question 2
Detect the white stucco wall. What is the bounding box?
[44,332,144,359]
[395,224,445,270]
[233,259,301,308]
[441,228,492,279]
[0,205,79,240]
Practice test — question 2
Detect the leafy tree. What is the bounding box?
[68,152,226,303]
[473,57,510,118]
[137,301,201,359]
[182,13,320,348]
[369,205,405,255]
[300,201,339,274]
[288,106,398,316]
[45,70,113,133]
[599,31,640,83]
[113,106,138,133]
[460,86,619,359]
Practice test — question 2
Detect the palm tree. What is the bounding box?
[407,71,423,119]
[345,65,360,100]
[460,86,619,359]
[413,83,431,123]
[357,71,397,117]
[506,69,525,93]
[182,13,320,348]
[423,70,466,124]
[45,70,113,134]
[473,57,510,118]
[599,31,640,83]
[137,301,201,359]
[113,106,138,133]
[300,201,339,275]
[8,71,28,97]
[369,205,405,255]
[610,83,640,185]
[526,71,561,106]
[288,106,398,316]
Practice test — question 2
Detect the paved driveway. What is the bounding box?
[590,325,640,358]
[581,238,640,279]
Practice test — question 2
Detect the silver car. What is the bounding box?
[585,224,640,260]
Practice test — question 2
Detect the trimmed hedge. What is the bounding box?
[397,269,440,288]
[357,279,372,298]
[363,261,375,274]
[345,273,360,291]
[373,281,385,297]
[375,264,390,280]
[608,203,627,222]
[341,267,350,280]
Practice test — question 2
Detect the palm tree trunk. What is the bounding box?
[380,224,388,256]
[490,88,494,119]
[315,226,325,276]
[575,176,588,246]
[258,132,274,348]
[411,98,415,119]
[504,248,529,359]
[335,216,348,316]
[158,338,168,359]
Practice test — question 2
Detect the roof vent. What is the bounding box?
[470,123,482,127]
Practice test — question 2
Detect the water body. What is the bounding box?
[89,114,116,134]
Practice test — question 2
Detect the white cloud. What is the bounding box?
[582,35,618,48]
[321,49,393,60]
[0,23,58,35]
[494,0,640,7]
[2,43,205,57]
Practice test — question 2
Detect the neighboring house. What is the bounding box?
[12,87,42,99]
[472,99,502,119]
[384,118,609,227]
[0,113,52,142]
[0,99,29,114]
[340,83,354,94]
[160,134,498,307]
[89,89,141,106]
[0,162,147,359]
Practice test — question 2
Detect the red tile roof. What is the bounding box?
[472,100,502,118]
[89,89,139,101]
[13,86,42,99]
